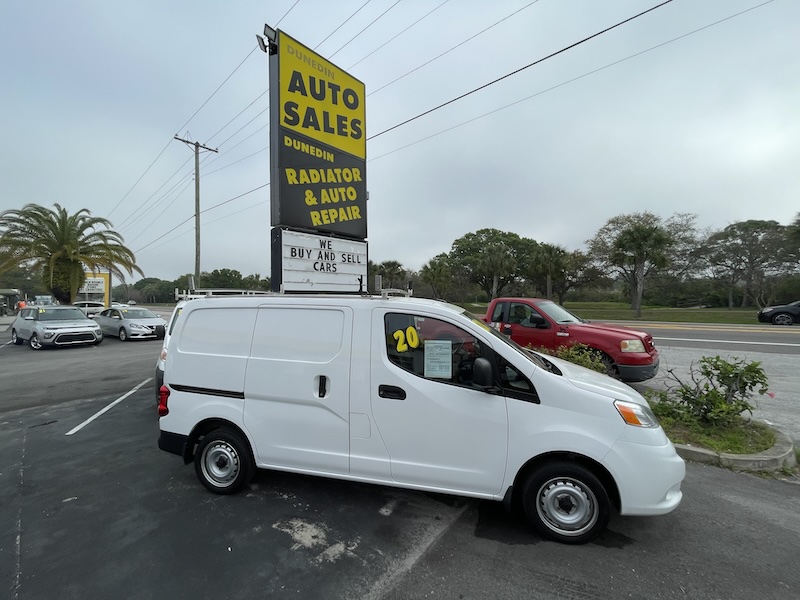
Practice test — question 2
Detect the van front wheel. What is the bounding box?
[522,462,610,544]
[195,429,253,495]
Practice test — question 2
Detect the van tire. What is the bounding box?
[195,429,253,495]
[522,461,610,544]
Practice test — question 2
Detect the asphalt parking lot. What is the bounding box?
[2,321,800,599]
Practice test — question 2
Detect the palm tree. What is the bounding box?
[535,243,567,300]
[0,203,143,304]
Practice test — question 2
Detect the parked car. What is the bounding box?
[74,300,106,316]
[94,307,167,341]
[757,301,800,325]
[11,305,103,350]
[32,295,57,306]
[158,295,685,544]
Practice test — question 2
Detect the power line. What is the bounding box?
[206,89,268,144]
[133,183,270,254]
[110,44,259,220]
[368,0,776,160]
[329,0,402,59]
[314,0,372,51]
[367,0,540,97]
[347,0,451,70]
[276,0,300,26]
[368,0,674,140]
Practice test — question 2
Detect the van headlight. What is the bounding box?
[614,400,659,428]
[620,339,645,353]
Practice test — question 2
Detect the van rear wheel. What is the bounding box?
[522,461,610,544]
[194,429,253,495]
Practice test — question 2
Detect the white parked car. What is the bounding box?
[94,307,167,341]
[158,294,685,544]
[74,300,106,316]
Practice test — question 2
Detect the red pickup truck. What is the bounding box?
[483,297,659,382]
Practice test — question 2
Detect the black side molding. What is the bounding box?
[170,384,245,399]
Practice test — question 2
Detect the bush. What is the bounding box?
[649,356,770,426]
[533,343,607,374]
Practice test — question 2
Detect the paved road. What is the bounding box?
[624,322,800,443]
[1,391,798,600]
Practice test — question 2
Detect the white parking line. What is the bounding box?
[655,336,800,347]
[65,378,152,436]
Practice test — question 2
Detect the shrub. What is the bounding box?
[650,356,769,426]
[533,343,607,374]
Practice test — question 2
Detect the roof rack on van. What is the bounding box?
[380,288,413,299]
[174,288,272,301]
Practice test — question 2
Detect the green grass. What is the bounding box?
[462,301,758,325]
[654,414,775,454]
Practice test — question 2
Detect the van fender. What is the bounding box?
[504,430,621,511]
[182,401,248,464]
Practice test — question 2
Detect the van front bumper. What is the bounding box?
[603,437,685,516]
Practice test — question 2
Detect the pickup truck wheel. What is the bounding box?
[594,352,620,379]
[195,429,253,495]
[522,461,610,544]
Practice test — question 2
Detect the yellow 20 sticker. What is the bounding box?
[392,327,419,353]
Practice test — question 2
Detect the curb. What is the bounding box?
[675,429,797,473]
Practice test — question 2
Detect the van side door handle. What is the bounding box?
[378,385,406,400]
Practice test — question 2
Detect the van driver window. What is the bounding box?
[384,313,486,388]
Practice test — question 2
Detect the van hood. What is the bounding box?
[536,352,648,406]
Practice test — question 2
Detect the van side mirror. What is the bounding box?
[472,357,496,391]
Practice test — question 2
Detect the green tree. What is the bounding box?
[202,268,245,288]
[789,212,800,253]
[700,220,795,307]
[375,260,407,290]
[450,229,524,299]
[534,243,567,300]
[420,253,454,300]
[550,250,606,305]
[0,203,143,304]
[587,212,694,316]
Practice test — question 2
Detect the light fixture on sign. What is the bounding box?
[256,23,277,54]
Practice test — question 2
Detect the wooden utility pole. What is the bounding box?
[174,136,218,285]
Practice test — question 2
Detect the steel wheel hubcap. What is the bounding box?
[536,477,598,536]
[202,441,240,487]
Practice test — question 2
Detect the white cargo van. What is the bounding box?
[158,294,684,544]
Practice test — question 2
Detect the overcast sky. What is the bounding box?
[1,0,798,284]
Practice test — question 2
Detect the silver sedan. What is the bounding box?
[94,307,167,341]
